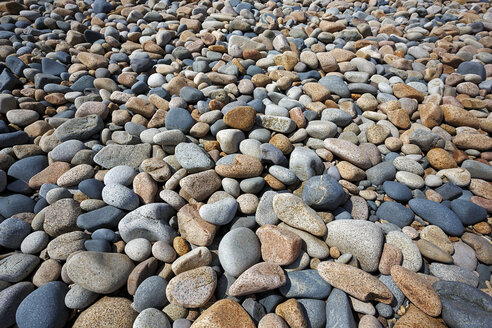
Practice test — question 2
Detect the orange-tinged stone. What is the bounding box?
[29,162,71,189]
[215,154,264,179]
[392,83,424,102]
[275,299,307,328]
[391,266,442,317]
[223,106,256,131]
[394,304,447,328]
[256,225,302,265]
[427,148,457,170]
[190,299,255,328]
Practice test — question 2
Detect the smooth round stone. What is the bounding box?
[64,284,99,310]
[73,296,137,327]
[0,253,40,283]
[179,86,204,103]
[20,231,49,254]
[133,276,168,313]
[118,203,176,243]
[268,165,297,185]
[103,165,137,186]
[102,184,139,211]
[434,280,492,328]
[148,73,165,88]
[76,205,125,232]
[66,251,135,294]
[383,181,412,202]
[152,240,176,263]
[0,217,31,249]
[289,147,324,181]
[218,227,261,277]
[240,177,265,193]
[365,162,396,186]
[91,228,117,242]
[175,143,214,173]
[228,262,285,297]
[386,231,422,272]
[450,199,487,226]
[199,198,238,225]
[166,266,217,308]
[78,178,104,199]
[50,140,85,162]
[44,198,82,237]
[395,171,425,189]
[325,220,384,272]
[8,155,48,182]
[125,238,151,262]
[0,194,35,218]
[279,269,332,299]
[452,241,477,272]
[302,174,345,210]
[425,174,442,187]
[165,107,194,134]
[134,308,171,328]
[0,282,35,327]
[47,231,88,261]
[409,199,464,236]
[15,281,69,328]
[376,201,414,228]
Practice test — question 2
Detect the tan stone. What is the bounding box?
[215,154,263,179]
[419,103,443,128]
[317,261,393,304]
[77,52,108,70]
[133,172,157,204]
[394,304,447,328]
[336,161,366,182]
[190,299,255,328]
[379,243,403,275]
[228,262,286,297]
[275,299,307,328]
[391,266,442,317]
[427,148,457,170]
[29,162,71,189]
[392,84,424,102]
[73,297,137,328]
[177,203,217,246]
[387,109,411,129]
[441,104,480,128]
[453,134,492,151]
[303,82,330,102]
[126,97,156,119]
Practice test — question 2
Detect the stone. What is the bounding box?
[93,144,152,169]
[171,246,211,275]
[0,253,40,283]
[391,266,441,317]
[394,304,446,328]
[199,198,237,226]
[408,199,464,236]
[178,203,217,247]
[325,220,383,272]
[43,199,81,237]
[175,143,214,173]
[55,115,104,141]
[324,138,372,169]
[273,193,326,237]
[376,201,414,228]
[279,269,332,299]
[190,299,255,328]
[133,308,171,328]
[218,227,261,277]
[179,170,222,201]
[275,299,307,328]
[429,263,479,287]
[166,266,217,308]
[15,281,68,328]
[223,106,256,131]
[302,174,345,210]
[386,231,422,272]
[102,184,139,211]
[317,262,393,304]
[461,233,492,265]
[325,288,356,328]
[66,252,135,294]
[0,217,31,249]
[256,225,302,265]
[73,297,137,328]
[133,276,168,312]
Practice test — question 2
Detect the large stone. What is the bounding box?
[93,144,152,169]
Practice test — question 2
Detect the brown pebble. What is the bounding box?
[275,299,307,328]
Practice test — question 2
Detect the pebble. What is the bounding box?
[133,308,171,328]
[133,275,168,312]
[66,252,135,294]
[218,227,261,277]
[325,220,383,272]
[72,297,137,328]
[166,266,216,308]
[409,199,465,236]
[0,282,35,327]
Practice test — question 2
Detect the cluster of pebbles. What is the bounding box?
[1,0,492,327]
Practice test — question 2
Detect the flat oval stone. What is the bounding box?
[228,262,286,297]
[191,299,255,328]
[383,181,413,202]
[93,144,152,169]
[102,184,139,211]
[171,246,212,275]
[0,217,31,249]
[133,275,168,313]
[175,143,215,173]
[325,288,356,328]
[323,138,372,169]
[279,269,332,299]
[317,262,393,304]
[15,281,69,328]
[450,199,487,226]
[215,154,263,178]
[416,239,453,264]
[273,193,326,237]
[430,263,479,287]
[325,220,384,272]
[408,199,464,236]
[376,201,414,228]
[64,284,99,310]
[0,282,35,327]
[66,251,135,294]
[391,265,442,317]
[55,114,104,141]
[166,266,217,308]
[73,297,137,328]
[179,170,222,202]
[0,253,40,283]
[47,231,88,260]
[44,199,82,237]
[77,205,125,232]
[218,227,261,277]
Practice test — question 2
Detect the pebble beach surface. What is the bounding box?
[1,0,492,327]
